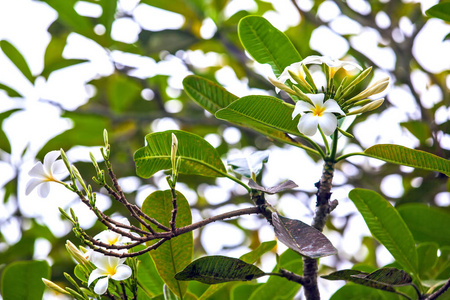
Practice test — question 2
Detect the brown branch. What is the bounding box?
[170,188,178,233]
[426,278,450,300]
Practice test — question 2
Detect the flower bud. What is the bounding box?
[71,165,88,193]
[42,278,70,295]
[346,99,384,116]
[66,240,90,265]
[268,77,296,95]
[345,77,389,104]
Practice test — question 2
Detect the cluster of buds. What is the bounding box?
[269,55,389,137]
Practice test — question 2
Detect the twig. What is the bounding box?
[425,278,450,300]
[170,188,178,233]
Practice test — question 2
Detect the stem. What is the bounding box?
[170,188,177,232]
[318,126,330,155]
[426,278,450,300]
[335,151,365,162]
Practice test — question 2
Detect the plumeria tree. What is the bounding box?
[1,1,450,300]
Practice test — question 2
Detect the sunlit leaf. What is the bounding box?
[134,130,227,178]
[363,144,450,176]
[43,0,96,41]
[238,16,302,77]
[132,245,164,297]
[198,240,276,299]
[249,249,302,300]
[175,256,265,284]
[397,204,450,247]
[215,95,299,135]
[0,83,22,98]
[0,40,35,84]
[1,260,50,300]
[349,189,419,275]
[0,109,20,153]
[353,267,412,287]
[183,75,238,114]
[426,2,450,22]
[107,73,142,113]
[141,190,193,299]
[330,284,402,300]
[416,243,439,278]
[400,121,432,144]
[272,213,337,258]
[248,179,298,194]
[228,150,270,177]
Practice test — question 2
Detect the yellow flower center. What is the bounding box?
[108,236,119,245]
[312,105,326,117]
[106,266,117,276]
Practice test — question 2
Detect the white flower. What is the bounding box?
[25,151,69,197]
[302,55,363,77]
[278,56,362,90]
[88,251,132,295]
[278,62,308,91]
[292,93,345,136]
[94,217,135,247]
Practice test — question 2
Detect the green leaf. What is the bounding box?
[228,150,270,178]
[198,241,276,299]
[183,75,238,114]
[0,83,22,97]
[330,284,402,300]
[400,121,432,144]
[323,270,396,292]
[240,240,277,264]
[363,144,450,176]
[238,16,302,77]
[354,267,412,287]
[43,0,96,41]
[249,249,303,300]
[348,189,419,275]
[107,73,142,113]
[215,95,299,135]
[0,109,20,153]
[416,243,439,278]
[134,130,227,178]
[74,264,88,283]
[272,213,337,258]
[183,76,309,149]
[175,256,265,284]
[0,40,35,84]
[397,204,450,247]
[132,245,165,297]
[426,3,450,22]
[1,260,50,300]
[141,190,193,299]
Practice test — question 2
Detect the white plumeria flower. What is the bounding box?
[88,251,132,295]
[277,56,362,91]
[94,217,137,247]
[292,93,345,136]
[302,55,363,77]
[277,61,308,92]
[25,150,69,197]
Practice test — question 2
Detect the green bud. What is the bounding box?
[345,77,389,104]
[65,287,85,300]
[337,127,354,138]
[268,77,296,95]
[60,149,73,176]
[292,86,314,105]
[340,67,372,99]
[346,99,384,116]
[42,278,70,295]
[288,69,314,93]
[71,165,88,193]
[66,240,90,266]
[103,129,109,147]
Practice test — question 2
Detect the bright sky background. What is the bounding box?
[0,0,449,298]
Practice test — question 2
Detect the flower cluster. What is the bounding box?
[270,55,389,136]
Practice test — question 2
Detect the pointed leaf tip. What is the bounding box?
[249,179,298,194]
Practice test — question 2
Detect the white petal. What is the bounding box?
[90,251,110,268]
[52,160,68,175]
[88,269,107,286]
[318,113,338,136]
[292,101,315,119]
[301,55,323,65]
[342,61,363,71]
[298,114,319,136]
[28,162,46,178]
[323,99,345,115]
[111,264,132,281]
[43,151,61,174]
[25,178,43,195]
[307,93,325,107]
[37,182,51,198]
[94,277,110,295]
